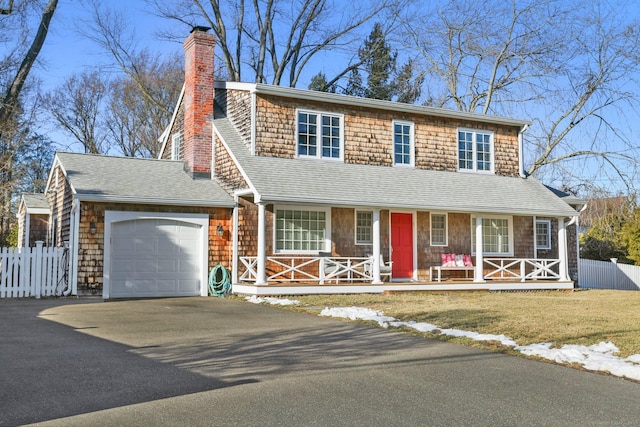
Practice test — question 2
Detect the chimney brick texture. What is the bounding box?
[183,29,216,176]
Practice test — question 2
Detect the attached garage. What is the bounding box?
[104,211,210,299]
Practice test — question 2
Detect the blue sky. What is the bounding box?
[39,0,180,90]
[20,0,640,195]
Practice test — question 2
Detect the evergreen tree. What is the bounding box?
[343,23,422,103]
[308,72,336,93]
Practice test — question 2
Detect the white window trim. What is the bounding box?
[458,128,495,174]
[273,205,332,254]
[171,132,182,160]
[296,109,344,161]
[471,215,514,256]
[48,214,58,247]
[392,120,415,167]
[354,210,373,245]
[430,212,448,246]
[536,219,552,250]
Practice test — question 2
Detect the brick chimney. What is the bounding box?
[183,27,216,178]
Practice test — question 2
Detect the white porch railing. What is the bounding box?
[238,256,563,284]
[0,242,70,298]
[483,258,560,281]
[239,256,373,283]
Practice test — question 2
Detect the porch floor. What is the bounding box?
[232,279,575,296]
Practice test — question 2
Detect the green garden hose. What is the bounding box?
[208,265,231,297]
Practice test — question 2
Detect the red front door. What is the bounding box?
[391,212,414,279]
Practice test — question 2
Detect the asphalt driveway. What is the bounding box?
[1,296,638,426]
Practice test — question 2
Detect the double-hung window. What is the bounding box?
[393,120,414,166]
[171,133,182,160]
[430,213,448,246]
[536,220,551,250]
[471,216,513,255]
[297,110,343,160]
[355,210,373,245]
[275,207,329,253]
[458,129,494,173]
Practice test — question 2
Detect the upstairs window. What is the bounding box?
[393,120,414,166]
[171,132,182,160]
[458,129,494,173]
[536,220,551,250]
[297,110,343,160]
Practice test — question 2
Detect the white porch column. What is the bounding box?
[256,201,267,285]
[474,216,485,283]
[371,209,382,284]
[533,216,538,259]
[558,217,569,281]
[231,203,239,285]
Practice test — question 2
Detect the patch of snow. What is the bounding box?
[245,295,300,306]
[320,306,395,327]
[249,298,640,381]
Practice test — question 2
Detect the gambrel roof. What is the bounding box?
[52,152,234,207]
[213,115,578,218]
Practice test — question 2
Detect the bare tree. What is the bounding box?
[41,71,109,154]
[79,1,177,118]
[106,52,184,158]
[0,0,58,244]
[0,0,57,139]
[147,0,397,87]
[402,0,640,194]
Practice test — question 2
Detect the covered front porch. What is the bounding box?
[229,199,576,296]
[231,254,575,296]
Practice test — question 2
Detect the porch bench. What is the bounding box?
[429,265,475,282]
[430,253,475,282]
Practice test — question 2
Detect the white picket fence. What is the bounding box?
[0,242,70,298]
[579,258,640,291]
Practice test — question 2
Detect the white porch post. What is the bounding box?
[474,216,485,283]
[256,201,267,285]
[231,203,239,285]
[371,209,382,284]
[533,216,538,259]
[558,217,569,281]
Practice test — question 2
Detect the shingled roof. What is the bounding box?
[213,115,578,218]
[54,152,234,207]
[20,193,49,211]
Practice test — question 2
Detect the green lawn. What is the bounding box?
[276,290,640,358]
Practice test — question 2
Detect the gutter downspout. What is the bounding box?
[518,124,529,178]
[67,198,80,296]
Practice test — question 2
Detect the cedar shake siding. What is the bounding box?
[214,134,249,193]
[47,165,73,247]
[252,94,521,177]
[75,202,232,293]
[215,89,252,149]
[161,102,185,161]
[27,215,49,246]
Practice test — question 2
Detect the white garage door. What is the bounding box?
[105,213,208,298]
